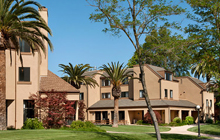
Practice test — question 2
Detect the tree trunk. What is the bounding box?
[0,49,6,130]
[112,96,119,127]
[138,60,161,140]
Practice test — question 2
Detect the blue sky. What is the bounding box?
[36,0,194,78]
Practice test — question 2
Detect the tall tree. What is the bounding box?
[59,63,98,89]
[97,62,134,127]
[186,0,220,82]
[87,0,184,139]
[128,27,193,76]
[0,0,53,130]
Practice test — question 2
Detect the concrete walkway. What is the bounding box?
[107,124,220,139]
[161,124,220,139]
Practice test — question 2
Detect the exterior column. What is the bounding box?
[124,110,129,125]
[164,108,169,124]
[75,101,78,120]
[189,110,192,116]
[178,110,182,120]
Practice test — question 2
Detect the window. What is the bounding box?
[165,73,172,81]
[79,93,84,100]
[210,100,212,107]
[164,89,168,98]
[170,90,173,98]
[19,39,30,52]
[23,100,34,123]
[102,93,110,99]
[206,99,208,107]
[102,79,110,86]
[19,67,30,82]
[121,92,129,98]
[139,73,142,81]
[140,90,144,98]
[122,77,128,84]
[119,111,125,120]
[111,111,125,120]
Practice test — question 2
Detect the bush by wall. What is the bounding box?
[185,116,194,125]
[22,118,44,129]
[70,120,105,132]
[136,120,143,125]
[173,117,182,123]
[206,118,213,124]
[144,111,162,124]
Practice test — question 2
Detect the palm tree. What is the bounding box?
[97,62,134,127]
[0,0,53,130]
[59,63,98,89]
[191,59,213,82]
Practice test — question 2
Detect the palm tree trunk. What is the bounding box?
[112,97,118,127]
[138,60,161,140]
[0,49,6,130]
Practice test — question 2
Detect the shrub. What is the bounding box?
[7,126,16,130]
[29,90,76,128]
[71,120,86,129]
[173,117,182,123]
[85,121,95,128]
[136,120,143,125]
[78,101,86,121]
[144,111,162,124]
[70,121,106,132]
[185,116,194,125]
[215,120,220,124]
[22,118,44,129]
[206,118,213,124]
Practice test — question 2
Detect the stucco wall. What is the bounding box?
[177,77,202,106]
[202,91,214,118]
[161,80,179,100]
[133,66,160,100]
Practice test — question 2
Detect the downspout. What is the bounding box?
[14,51,17,128]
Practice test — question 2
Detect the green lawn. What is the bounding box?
[97,125,170,133]
[188,124,220,136]
[0,129,210,140]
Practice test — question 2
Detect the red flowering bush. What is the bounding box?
[78,101,86,121]
[144,111,162,124]
[30,90,76,128]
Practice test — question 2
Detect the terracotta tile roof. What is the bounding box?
[89,99,197,109]
[40,70,79,93]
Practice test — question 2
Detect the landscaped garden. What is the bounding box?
[188,124,220,136]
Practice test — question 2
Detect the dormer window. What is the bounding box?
[165,73,172,81]
[102,79,110,86]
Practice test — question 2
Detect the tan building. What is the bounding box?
[79,64,214,124]
[5,8,79,129]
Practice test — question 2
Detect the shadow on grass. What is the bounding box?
[70,131,210,140]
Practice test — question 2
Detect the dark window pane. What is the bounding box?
[140,90,144,98]
[80,93,84,100]
[119,111,125,120]
[19,67,30,82]
[19,39,30,52]
[165,89,168,97]
[23,100,34,123]
[170,90,173,98]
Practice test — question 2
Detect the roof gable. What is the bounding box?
[40,70,79,93]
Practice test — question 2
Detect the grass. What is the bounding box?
[188,124,220,136]
[97,125,170,133]
[0,129,210,140]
